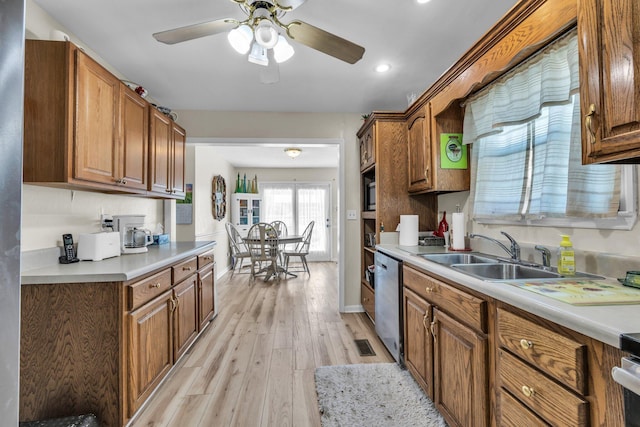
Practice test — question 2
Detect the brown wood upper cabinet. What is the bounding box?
[24,40,184,199]
[406,102,469,194]
[359,122,375,171]
[149,108,186,198]
[407,104,432,192]
[578,0,640,163]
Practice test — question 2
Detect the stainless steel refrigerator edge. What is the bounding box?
[374,251,403,364]
[0,0,25,424]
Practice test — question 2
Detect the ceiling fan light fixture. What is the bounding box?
[284,147,302,158]
[248,41,269,66]
[254,19,279,49]
[228,24,254,54]
[273,35,294,63]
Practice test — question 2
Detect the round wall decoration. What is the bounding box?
[212,175,226,221]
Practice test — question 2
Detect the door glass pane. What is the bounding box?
[251,199,261,224]
[261,185,295,232]
[297,185,329,259]
[239,199,248,225]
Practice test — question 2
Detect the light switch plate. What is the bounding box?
[347,210,358,220]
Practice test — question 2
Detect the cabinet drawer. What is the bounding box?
[173,256,197,284]
[361,283,375,321]
[128,268,172,310]
[403,265,486,332]
[499,388,548,427]
[498,349,589,426]
[197,249,214,269]
[497,308,586,394]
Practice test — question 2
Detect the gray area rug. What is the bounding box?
[315,363,447,427]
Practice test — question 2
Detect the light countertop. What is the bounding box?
[377,244,640,349]
[21,241,216,285]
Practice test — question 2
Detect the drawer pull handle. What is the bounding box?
[182,266,193,271]
[203,256,213,261]
[521,385,535,397]
[149,283,161,289]
[520,339,533,350]
[422,312,429,330]
[430,321,437,340]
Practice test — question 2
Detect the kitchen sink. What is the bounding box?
[419,253,500,265]
[451,263,562,281]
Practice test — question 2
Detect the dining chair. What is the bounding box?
[283,221,314,276]
[270,220,289,264]
[225,222,251,278]
[246,222,281,282]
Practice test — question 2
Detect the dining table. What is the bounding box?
[242,234,303,280]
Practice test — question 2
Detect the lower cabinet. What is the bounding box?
[433,308,487,427]
[172,274,199,361]
[400,264,625,427]
[197,250,216,331]
[403,286,434,398]
[20,247,218,427]
[402,265,488,427]
[127,289,173,417]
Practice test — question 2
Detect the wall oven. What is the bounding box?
[612,333,640,427]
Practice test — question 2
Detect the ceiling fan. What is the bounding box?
[153,0,365,82]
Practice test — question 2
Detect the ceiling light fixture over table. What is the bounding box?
[153,0,365,73]
[284,147,302,158]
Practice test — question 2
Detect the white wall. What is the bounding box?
[177,145,236,277]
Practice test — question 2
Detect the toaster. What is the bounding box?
[77,232,121,261]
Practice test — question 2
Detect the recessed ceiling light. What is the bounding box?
[417,0,431,3]
[375,63,391,73]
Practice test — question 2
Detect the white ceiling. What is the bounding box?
[32,0,520,167]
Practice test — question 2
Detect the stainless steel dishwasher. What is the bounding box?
[374,251,403,364]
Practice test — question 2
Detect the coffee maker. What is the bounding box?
[113,215,153,254]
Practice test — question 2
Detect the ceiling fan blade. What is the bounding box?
[153,19,238,45]
[286,20,365,64]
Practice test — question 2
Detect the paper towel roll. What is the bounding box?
[399,215,419,246]
[451,212,466,250]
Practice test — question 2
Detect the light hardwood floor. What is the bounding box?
[130,262,393,427]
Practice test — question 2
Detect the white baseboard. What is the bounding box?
[342,304,364,313]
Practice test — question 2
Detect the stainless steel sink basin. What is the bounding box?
[451,263,562,281]
[450,263,604,281]
[420,253,499,265]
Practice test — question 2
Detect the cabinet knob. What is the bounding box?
[520,339,533,350]
[521,385,535,398]
[182,266,193,271]
[585,103,597,143]
[149,282,161,289]
[424,167,429,180]
[425,286,433,293]
[115,178,127,185]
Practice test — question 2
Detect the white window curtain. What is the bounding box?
[464,29,621,220]
[261,184,295,231]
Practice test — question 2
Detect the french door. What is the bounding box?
[259,182,331,261]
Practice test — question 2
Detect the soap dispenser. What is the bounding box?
[557,235,575,275]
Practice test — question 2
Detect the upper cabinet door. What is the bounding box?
[407,105,432,193]
[149,108,172,195]
[579,0,640,163]
[171,122,186,198]
[120,87,149,191]
[74,51,120,184]
[359,124,375,171]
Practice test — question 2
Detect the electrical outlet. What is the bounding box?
[347,210,358,220]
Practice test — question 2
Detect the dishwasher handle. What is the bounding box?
[612,360,640,396]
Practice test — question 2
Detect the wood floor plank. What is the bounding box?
[293,368,322,427]
[129,262,392,427]
[229,333,274,426]
[261,347,293,427]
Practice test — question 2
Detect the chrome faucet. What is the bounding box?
[469,231,521,262]
[534,245,551,268]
